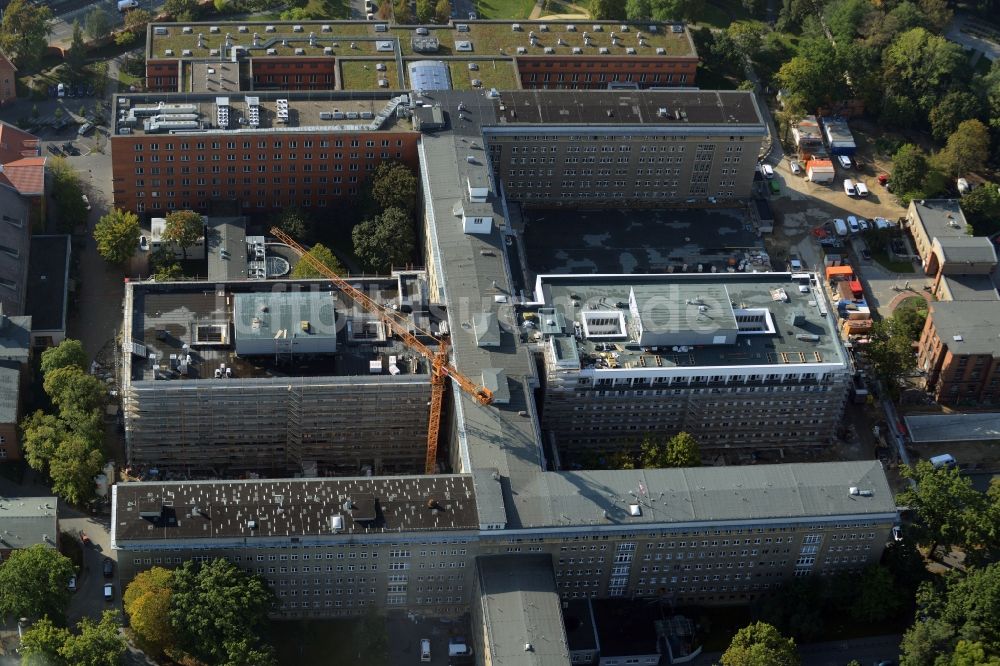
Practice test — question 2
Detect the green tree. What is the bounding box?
[898,461,985,554]
[162,210,204,261]
[84,8,111,41]
[882,28,966,116]
[163,0,201,20]
[60,611,127,666]
[937,119,991,177]
[434,0,451,22]
[94,208,140,265]
[352,207,416,273]
[41,339,88,375]
[65,21,86,75]
[49,434,104,506]
[170,559,275,665]
[392,0,414,23]
[900,617,955,666]
[369,162,418,214]
[725,21,767,60]
[43,366,105,417]
[892,300,928,342]
[19,616,71,666]
[950,640,1000,666]
[626,0,651,18]
[0,0,53,71]
[861,318,916,391]
[49,158,88,231]
[959,182,1000,236]
[890,144,930,200]
[758,576,826,642]
[721,621,799,666]
[650,0,704,21]
[276,207,312,243]
[929,91,984,143]
[824,0,871,42]
[776,53,839,112]
[117,8,151,46]
[0,545,74,622]
[416,0,434,22]
[590,0,626,19]
[19,411,67,477]
[124,568,174,656]
[664,432,700,466]
[850,565,905,623]
[290,243,346,278]
[153,263,183,281]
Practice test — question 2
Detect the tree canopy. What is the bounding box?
[0,0,52,71]
[49,158,89,232]
[162,210,204,260]
[20,611,126,666]
[352,207,416,273]
[369,162,419,214]
[721,621,799,666]
[0,545,74,622]
[276,207,313,243]
[169,559,276,665]
[94,208,140,266]
[124,567,174,656]
[959,183,1000,236]
[901,563,1000,664]
[84,8,111,42]
[40,339,88,376]
[640,432,701,468]
[290,243,346,278]
[860,318,916,391]
[937,119,990,177]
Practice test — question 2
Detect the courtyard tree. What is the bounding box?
[94,208,140,266]
[40,339,88,375]
[958,182,1000,236]
[43,366,105,417]
[49,158,88,231]
[59,611,127,666]
[19,616,71,664]
[352,207,416,273]
[369,162,418,214]
[116,8,151,46]
[937,119,990,177]
[721,621,799,666]
[65,21,86,75]
[862,317,916,391]
[48,433,105,506]
[640,432,701,468]
[162,210,204,261]
[276,207,313,243]
[19,411,67,477]
[0,544,75,622]
[290,243,346,279]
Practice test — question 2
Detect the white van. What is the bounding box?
[843,179,857,196]
[118,0,139,10]
[833,218,848,237]
[929,454,957,470]
[420,639,431,662]
[856,182,869,197]
[57,83,65,97]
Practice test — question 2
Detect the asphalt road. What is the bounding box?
[62,514,122,627]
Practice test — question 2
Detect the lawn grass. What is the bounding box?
[341,59,400,89]
[474,0,537,20]
[691,2,749,30]
[896,295,929,318]
[272,618,388,666]
[446,59,521,90]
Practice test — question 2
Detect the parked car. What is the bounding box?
[861,248,872,261]
[847,216,860,234]
[79,530,91,547]
[103,583,113,601]
[789,160,802,175]
[139,236,149,251]
[858,218,870,231]
[892,526,903,541]
[760,163,774,178]
[81,194,90,211]
[833,218,848,237]
[78,122,94,136]
[873,217,894,230]
[62,142,79,156]
[837,155,852,169]
[856,182,869,197]
[102,558,114,578]
[68,576,77,592]
[420,638,431,662]
[57,83,65,97]
[843,179,857,196]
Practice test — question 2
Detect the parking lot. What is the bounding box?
[386,612,471,666]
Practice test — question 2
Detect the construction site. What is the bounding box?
[120,274,442,477]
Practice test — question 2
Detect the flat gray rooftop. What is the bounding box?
[522,207,767,275]
[26,235,70,333]
[939,275,999,301]
[492,89,764,128]
[928,300,1000,356]
[476,555,570,666]
[127,280,430,383]
[0,497,58,550]
[910,199,970,239]
[905,412,1000,443]
[534,272,847,370]
[113,475,477,542]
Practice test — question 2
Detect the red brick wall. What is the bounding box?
[111,130,420,214]
[0,423,20,461]
[0,58,16,106]
[252,58,338,90]
[146,60,180,92]
[515,56,698,89]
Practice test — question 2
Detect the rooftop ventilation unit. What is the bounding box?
[238,25,248,32]
[265,25,276,32]
[599,47,609,54]
[512,23,521,31]
[567,24,576,31]
[182,26,192,34]
[544,46,554,54]
[540,24,548,31]
[322,24,332,31]
[293,24,303,31]
[164,49,173,56]
[626,47,636,54]
[154,26,168,35]
[628,503,641,516]
[593,24,603,31]
[266,48,276,55]
[276,98,289,123]
[294,48,305,55]
[572,47,582,54]
[656,47,666,55]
